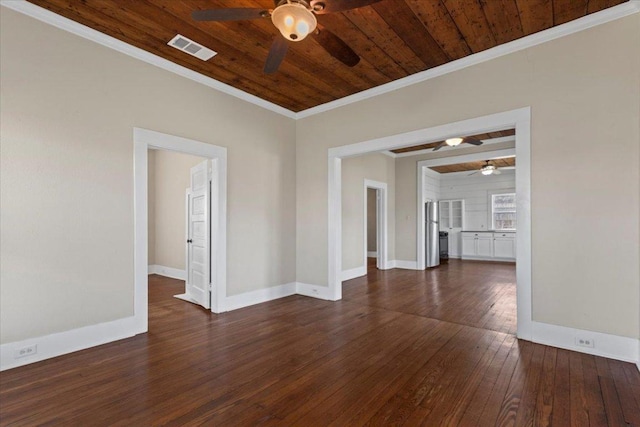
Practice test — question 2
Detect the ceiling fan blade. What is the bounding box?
[312,25,359,67]
[192,8,270,22]
[464,138,484,146]
[493,169,501,175]
[264,35,289,74]
[432,142,445,151]
[310,0,382,14]
[468,171,480,176]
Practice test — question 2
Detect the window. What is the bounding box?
[491,193,516,230]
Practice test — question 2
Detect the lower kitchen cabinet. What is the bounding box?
[461,232,515,261]
[494,233,517,259]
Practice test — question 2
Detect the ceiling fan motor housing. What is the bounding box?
[272,0,317,41]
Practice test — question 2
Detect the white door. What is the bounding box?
[186,160,211,309]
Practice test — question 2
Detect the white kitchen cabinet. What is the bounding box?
[461,234,476,256]
[449,233,461,258]
[477,235,493,257]
[493,232,516,259]
[440,200,464,258]
[439,200,464,229]
[461,232,516,261]
[461,232,492,259]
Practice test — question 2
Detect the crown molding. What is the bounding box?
[2,0,638,121]
[295,0,640,119]
[0,0,297,119]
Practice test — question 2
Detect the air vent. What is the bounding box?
[168,34,217,61]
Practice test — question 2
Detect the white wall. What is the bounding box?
[0,9,296,345]
[439,169,516,231]
[423,169,441,202]
[149,149,205,272]
[296,14,640,339]
[342,153,395,271]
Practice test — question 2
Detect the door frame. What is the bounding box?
[363,179,388,271]
[328,107,532,340]
[133,128,227,334]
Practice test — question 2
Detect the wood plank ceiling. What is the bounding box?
[430,156,516,174]
[392,129,515,154]
[26,0,628,112]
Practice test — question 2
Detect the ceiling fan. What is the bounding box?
[191,0,382,74]
[468,161,513,176]
[432,137,484,151]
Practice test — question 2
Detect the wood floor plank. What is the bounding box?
[457,335,518,425]
[580,353,609,426]
[422,331,511,425]
[609,359,640,426]
[569,351,591,426]
[1,264,638,426]
[551,349,572,426]
[372,327,493,425]
[511,343,545,425]
[477,339,529,425]
[598,376,630,427]
[300,322,463,426]
[534,346,558,427]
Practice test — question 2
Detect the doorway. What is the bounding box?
[364,179,388,271]
[148,152,212,310]
[328,108,532,340]
[133,128,227,335]
[418,147,517,335]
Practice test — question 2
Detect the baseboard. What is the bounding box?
[367,251,378,258]
[0,316,138,371]
[460,256,516,263]
[342,265,367,281]
[148,265,186,280]
[531,321,639,364]
[296,282,332,300]
[224,282,297,311]
[393,260,419,270]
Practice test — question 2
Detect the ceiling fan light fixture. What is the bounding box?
[481,165,496,175]
[445,137,463,147]
[272,1,317,41]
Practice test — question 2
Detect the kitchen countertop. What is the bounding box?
[461,230,516,233]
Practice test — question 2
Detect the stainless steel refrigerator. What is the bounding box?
[425,201,440,268]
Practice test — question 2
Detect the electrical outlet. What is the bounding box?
[14,344,37,359]
[575,337,595,348]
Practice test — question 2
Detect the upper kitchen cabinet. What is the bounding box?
[440,199,465,258]
[440,199,465,230]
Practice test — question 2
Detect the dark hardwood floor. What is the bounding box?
[1,269,639,426]
[348,258,517,335]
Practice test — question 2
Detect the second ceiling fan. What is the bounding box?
[192,0,381,73]
[469,160,515,176]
